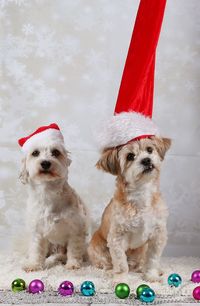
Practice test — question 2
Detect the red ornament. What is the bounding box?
[193,286,200,300]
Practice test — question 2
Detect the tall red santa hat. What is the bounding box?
[18,123,64,153]
[98,0,167,149]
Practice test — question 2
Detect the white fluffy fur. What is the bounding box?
[22,129,64,153]
[0,251,199,295]
[20,139,88,271]
[97,112,159,149]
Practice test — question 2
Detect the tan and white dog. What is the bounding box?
[88,136,171,282]
[18,124,88,272]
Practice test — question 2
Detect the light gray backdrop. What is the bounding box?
[0,0,200,256]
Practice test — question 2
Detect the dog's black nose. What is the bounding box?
[41,160,51,170]
[141,157,151,166]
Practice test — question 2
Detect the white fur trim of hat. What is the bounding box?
[97,112,159,150]
[18,123,64,154]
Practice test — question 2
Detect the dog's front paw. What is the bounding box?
[66,260,82,270]
[143,269,163,283]
[113,262,129,275]
[134,264,143,273]
[112,264,129,285]
[95,262,112,270]
[23,261,43,272]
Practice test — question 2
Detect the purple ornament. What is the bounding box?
[193,286,200,300]
[28,279,44,294]
[191,270,200,283]
[58,281,74,296]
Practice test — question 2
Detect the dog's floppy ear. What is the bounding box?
[96,147,120,175]
[19,157,29,184]
[63,148,71,167]
[66,156,71,166]
[154,137,172,160]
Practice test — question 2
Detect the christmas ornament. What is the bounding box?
[191,270,200,283]
[139,287,156,303]
[97,0,167,150]
[193,286,200,300]
[28,279,44,294]
[168,273,182,287]
[80,281,95,296]
[115,283,130,299]
[18,123,64,153]
[136,284,150,298]
[58,280,74,296]
[11,278,26,292]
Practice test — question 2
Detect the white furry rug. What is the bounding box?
[0,253,199,297]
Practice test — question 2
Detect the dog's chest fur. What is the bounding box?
[27,181,85,245]
[125,209,157,249]
[114,182,166,250]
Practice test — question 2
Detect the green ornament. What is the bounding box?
[11,278,26,292]
[136,284,150,298]
[115,283,130,299]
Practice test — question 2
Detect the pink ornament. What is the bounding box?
[193,286,200,300]
[28,279,44,294]
[58,281,74,296]
[191,270,200,283]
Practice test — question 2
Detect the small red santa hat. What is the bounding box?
[98,0,166,150]
[18,123,64,153]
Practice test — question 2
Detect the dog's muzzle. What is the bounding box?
[141,158,154,173]
[41,160,51,171]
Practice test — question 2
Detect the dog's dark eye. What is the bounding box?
[147,147,153,154]
[52,149,60,157]
[127,153,135,161]
[32,150,40,157]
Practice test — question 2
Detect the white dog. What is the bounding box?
[88,136,171,282]
[18,123,88,271]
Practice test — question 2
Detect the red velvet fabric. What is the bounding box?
[114,0,167,118]
[18,123,60,147]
